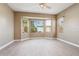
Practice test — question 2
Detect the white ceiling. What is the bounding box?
[8,3,74,14]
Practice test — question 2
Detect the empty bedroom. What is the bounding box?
[0,3,79,56]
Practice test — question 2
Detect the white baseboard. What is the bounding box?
[0,40,14,50]
[14,38,30,41]
[14,37,54,41]
[14,39,21,41]
[0,38,30,50]
[57,38,79,48]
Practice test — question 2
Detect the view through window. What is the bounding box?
[30,19,52,33]
[31,20,44,32]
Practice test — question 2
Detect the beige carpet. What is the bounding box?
[0,38,79,56]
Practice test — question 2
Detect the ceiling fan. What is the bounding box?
[39,3,51,9]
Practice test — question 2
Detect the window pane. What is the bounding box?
[46,27,51,32]
[37,27,44,32]
[31,20,44,32]
[45,20,51,26]
[45,20,52,32]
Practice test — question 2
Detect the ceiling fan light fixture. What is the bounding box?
[39,3,50,9]
[40,4,45,8]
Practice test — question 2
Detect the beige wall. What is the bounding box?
[0,4,14,47]
[57,4,79,45]
[14,12,56,40]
